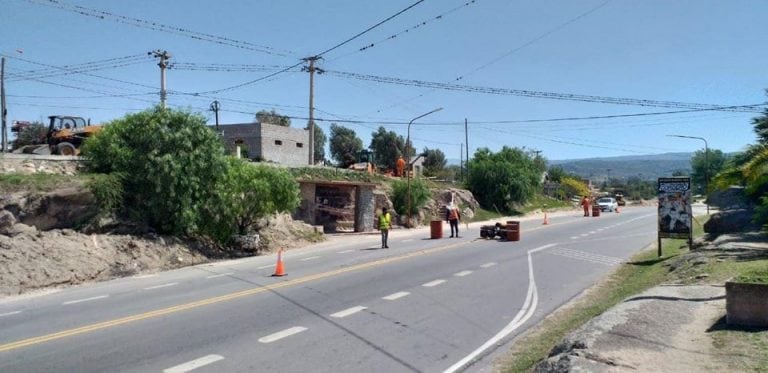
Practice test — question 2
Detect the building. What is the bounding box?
[214,122,309,166]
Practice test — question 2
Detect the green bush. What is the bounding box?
[86,173,124,212]
[391,178,430,216]
[467,147,542,213]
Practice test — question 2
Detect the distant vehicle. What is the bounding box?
[615,193,626,206]
[13,116,102,156]
[597,197,618,212]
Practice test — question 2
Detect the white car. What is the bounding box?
[597,197,618,212]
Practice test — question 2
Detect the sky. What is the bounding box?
[2,0,767,161]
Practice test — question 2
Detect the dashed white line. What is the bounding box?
[143,282,178,290]
[480,262,497,268]
[382,291,410,300]
[580,233,589,237]
[0,310,22,317]
[337,249,355,254]
[422,279,446,287]
[454,270,473,277]
[301,256,321,261]
[163,354,224,373]
[258,327,307,343]
[589,231,597,234]
[330,306,367,318]
[62,295,109,305]
[206,272,234,279]
[570,236,579,240]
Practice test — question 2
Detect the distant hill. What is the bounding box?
[549,152,693,181]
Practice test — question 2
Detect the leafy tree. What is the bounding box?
[690,148,728,194]
[206,158,300,241]
[255,109,291,127]
[311,122,326,164]
[82,107,229,236]
[546,166,568,183]
[329,123,363,168]
[422,147,446,177]
[11,122,47,148]
[369,126,413,172]
[559,176,589,199]
[466,146,542,213]
[391,178,430,218]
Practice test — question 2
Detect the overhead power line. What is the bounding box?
[5,53,149,81]
[24,0,294,57]
[325,70,764,113]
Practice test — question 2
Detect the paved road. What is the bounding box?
[0,206,658,372]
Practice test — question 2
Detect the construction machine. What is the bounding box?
[13,116,101,156]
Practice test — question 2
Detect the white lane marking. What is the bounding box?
[257,264,275,269]
[580,233,589,237]
[258,326,307,343]
[0,310,22,317]
[402,239,414,243]
[164,354,224,373]
[382,291,410,301]
[479,262,497,268]
[330,306,367,318]
[337,249,355,254]
[133,274,157,279]
[143,282,178,290]
[570,236,579,240]
[589,231,597,234]
[62,295,109,305]
[422,279,446,287]
[444,243,556,373]
[454,270,473,277]
[206,272,234,279]
[301,256,321,261]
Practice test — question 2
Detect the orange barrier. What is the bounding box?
[272,249,286,277]
[506,221,520,241]
[430,220,443,239]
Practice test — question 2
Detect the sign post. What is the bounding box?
[657,177,693,257]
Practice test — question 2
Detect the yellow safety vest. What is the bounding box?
[378,213,391,229]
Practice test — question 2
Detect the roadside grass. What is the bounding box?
[0,173,87,193]
[499,222,705,372]
[468,207,504,223]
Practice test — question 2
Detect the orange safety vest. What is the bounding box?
[448,207,459,220]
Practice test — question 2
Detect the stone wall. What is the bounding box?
[1,154,81,175]
[355,186,375,232]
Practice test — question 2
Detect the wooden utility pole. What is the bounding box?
[464,118,469,178]
[210,100,220,132]
[149,50,171,108]
[1,57,6,153]
[303,56,323,165]
[460,143,464,182]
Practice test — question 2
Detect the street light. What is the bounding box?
[667,134,709,215]
[406,107,443,227]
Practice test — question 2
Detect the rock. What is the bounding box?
[19,188,99,231]
[0,210,17,235]
[4,223,38,237]
[704,209,758,235]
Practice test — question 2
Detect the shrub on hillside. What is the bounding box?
[391,178,430,217]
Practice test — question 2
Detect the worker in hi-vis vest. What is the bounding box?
[378,207,392,248]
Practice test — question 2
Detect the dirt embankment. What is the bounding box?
[0,188,323,298]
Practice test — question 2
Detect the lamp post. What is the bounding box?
[667,134,709,215]
[406,107,443,227]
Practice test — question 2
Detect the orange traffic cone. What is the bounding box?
[272,249,286,277]
[615,206,620,213]
[542,213,550,225]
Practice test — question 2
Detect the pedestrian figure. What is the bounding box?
[581,196,590,217]
[378,207,392,248]
[446,204,461,238]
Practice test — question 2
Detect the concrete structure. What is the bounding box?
[295,180,377,233]
[214,122,309,166]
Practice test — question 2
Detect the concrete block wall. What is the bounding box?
[258,123,309,166]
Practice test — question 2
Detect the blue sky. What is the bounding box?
[2,0,767,161]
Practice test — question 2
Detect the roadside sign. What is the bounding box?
[657,177,693,256]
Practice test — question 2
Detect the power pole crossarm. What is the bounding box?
[149,50,171,108]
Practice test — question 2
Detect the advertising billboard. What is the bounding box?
[658,177,692,239]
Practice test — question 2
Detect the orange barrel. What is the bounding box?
[592,205,601,217]
[506,221,520,241]
[430,220,443,239]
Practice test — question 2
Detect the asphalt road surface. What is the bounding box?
[0,206,658,373]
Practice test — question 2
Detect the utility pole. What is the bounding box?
[460,143,464,182]
[303,56,323,165]
[1,57,7,153]
[149,50,171,108]
[210,100,220,132]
